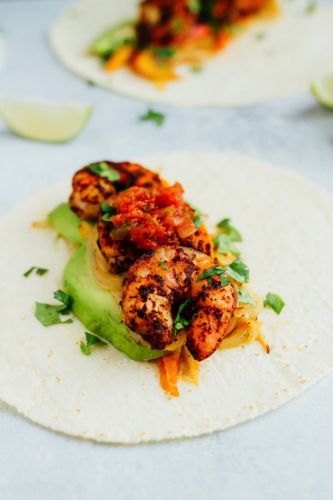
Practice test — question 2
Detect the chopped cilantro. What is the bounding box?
[140,109,165,126]
[35,289,74,326]
[188,202,206,218]
[238,288,254,304]
[159,261,168,270]
[100,202,116,221]
[153,47,176,59]
[214,234,240,256]
[171,17,183,34]
[197,265,225,281]
[225,23,245,35]
[80,331,105,356]
[306,1,317,13]
[187,0,201,14]
[173,299,193,335]
[191,65,203,73]
[193,214,203,228]
[220,275,231,288]
[217,218,242,242]
[23,266,49,278]
[53,289,73,314]
[89,162,120,182]
[264,292,285,314]
[100,202,115,214]
[227,259,249,283]
[198,260,249,285]
[255,31,266,41]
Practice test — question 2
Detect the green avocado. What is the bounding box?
[64,245,167,361]
[48,203,84,245]
[49,202,167,361]
[90,20,136,59]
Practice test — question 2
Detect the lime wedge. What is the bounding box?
[0,99,93,143]
[311,74,333,110]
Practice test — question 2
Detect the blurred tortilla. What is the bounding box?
[1,152,333,443]
[49,0,333,106]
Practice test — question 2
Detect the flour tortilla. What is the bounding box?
[1,152,333,443]
[49,0,333,106]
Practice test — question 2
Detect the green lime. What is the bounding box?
[311,74,333,110]
[0,99,93,143]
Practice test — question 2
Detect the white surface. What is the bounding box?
[0,1,333,499]
[50,0,333,106]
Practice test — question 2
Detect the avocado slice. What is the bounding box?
[48,203,84,245]
[90,20,136,59]
[64,244,167,361]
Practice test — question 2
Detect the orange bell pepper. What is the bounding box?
[157,351,181,397]
[104,45,133,72]
[131,50,177,82]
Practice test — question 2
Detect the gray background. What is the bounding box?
[0,1,333,499]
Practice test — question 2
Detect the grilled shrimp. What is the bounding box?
[69,161,162,221]
[122,246,237,360]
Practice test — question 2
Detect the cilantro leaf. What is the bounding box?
[255,31,266,41]
[153,47,176,59]
[89,162,120,182]
[193,214,203,228]
[140,109,165,126]
[191,65,203,73]
[23,266,35,277]
[306,1,317,13]
[35,303,73,326]
[238,288,254,304]
[35,289,74,326]
[264,292,285,314]
[173,299,193,336]
[197,265,225,281]
[226,259,249,283]
[100,202,116,221]
[214,234,240,256]
[224,23,244,35]
[159,261,168,270]
[187,0,201,14]
[100,202,116,215]
[23,266,49,278]
[217,218,242,242]
[53,289,73,315]
[198,260,249,285]
[80,331,105,356]
[36,267,49,276]
[220,275,231,288]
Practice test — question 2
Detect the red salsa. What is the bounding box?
[110,183,196,250]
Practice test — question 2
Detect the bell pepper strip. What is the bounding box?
[157,351,182,397]
[104,45,133,72]
[131,50,178,83]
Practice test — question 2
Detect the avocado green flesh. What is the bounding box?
[48,203,84,245]
[63,244,167,361]
[90,20,136,58]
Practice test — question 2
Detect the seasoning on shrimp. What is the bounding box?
[69,161,163,221]
[122,246,237,360]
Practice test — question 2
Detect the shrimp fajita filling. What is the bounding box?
[42,160,281,397]
[89,0,278,84]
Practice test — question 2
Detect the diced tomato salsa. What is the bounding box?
[110,183,196,250]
